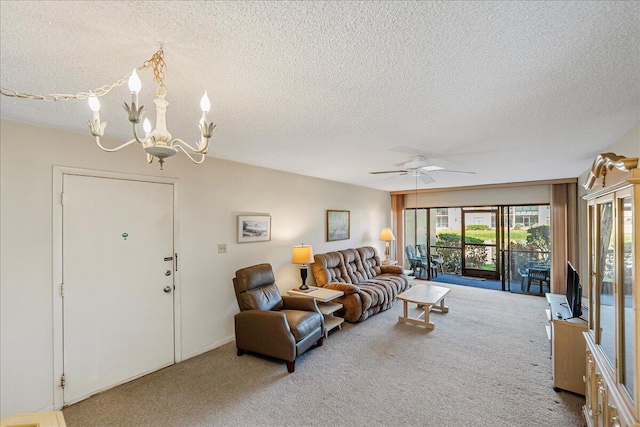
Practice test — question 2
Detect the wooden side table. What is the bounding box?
[287,286,345,338]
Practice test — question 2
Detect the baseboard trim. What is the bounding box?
[182,335,235,361]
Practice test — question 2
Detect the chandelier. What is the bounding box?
[87,48,216,169]
[1,48,216,170]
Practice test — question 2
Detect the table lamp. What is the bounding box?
[379,227,395,263]
[292,244,314,290]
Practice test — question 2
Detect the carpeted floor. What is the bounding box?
[62,283,584,427]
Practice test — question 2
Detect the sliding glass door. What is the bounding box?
[403,204,551,293]
[431,208,462,275]
[404,208,428,276]
[501,205,551,293]
[462,208,499,280]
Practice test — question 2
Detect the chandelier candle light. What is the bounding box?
[292,244,314,291]
[86,48,216,170]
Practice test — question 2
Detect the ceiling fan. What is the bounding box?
[369,156,475,184]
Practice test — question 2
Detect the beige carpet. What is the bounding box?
[63,283,584,426]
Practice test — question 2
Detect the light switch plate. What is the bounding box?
[218,244,227,254]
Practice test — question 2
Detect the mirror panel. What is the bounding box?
[619,195,635,401]
[598,201,615,368]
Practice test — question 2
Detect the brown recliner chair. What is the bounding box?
[233,263,324,373]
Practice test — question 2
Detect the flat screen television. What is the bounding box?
[566,262,583,318]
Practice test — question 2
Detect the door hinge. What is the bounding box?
[60,192,64,206]
[175,253,178,272]
[60,283,64,297]
[60,374,66,389]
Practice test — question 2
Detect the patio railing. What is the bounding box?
[429,246,551,281]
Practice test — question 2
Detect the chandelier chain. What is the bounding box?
[0,48,164,102]
[145,48,167,97]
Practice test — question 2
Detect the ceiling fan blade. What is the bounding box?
[404,157,429,169]
[369,170,406,174]
[420,165,444,172]
[432,169,476,175]
[418,173,435,184]
[394,154,430,167]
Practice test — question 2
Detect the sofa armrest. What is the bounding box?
[323,282,360,295]
[381,265,404,275]
[234,310,296,361]
[281,295,321,313]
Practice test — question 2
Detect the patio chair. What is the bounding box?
[416,244,438,278]
[416,243,427,258]
[522,266,550,294]
[405,245,425,279]
[519,267,529,292]
[431,253,445,275]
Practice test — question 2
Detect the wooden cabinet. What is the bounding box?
[546,293,587,394]
[583,153,639,427]
[585,345,636,427]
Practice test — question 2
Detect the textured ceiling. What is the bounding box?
[1,1,639,191]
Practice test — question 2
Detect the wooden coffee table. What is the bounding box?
[397,283,450,329]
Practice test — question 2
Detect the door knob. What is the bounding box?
[164,286,172,293]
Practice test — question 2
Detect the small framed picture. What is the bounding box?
[326,210,350,241]
[237,215,271,243]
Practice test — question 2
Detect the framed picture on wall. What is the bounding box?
[237,215,271,243]
[326,210,350,241]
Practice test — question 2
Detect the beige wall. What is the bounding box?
[0,119,391,417]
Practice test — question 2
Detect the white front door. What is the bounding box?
[62,174,175,405]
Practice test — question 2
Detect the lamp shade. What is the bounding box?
[379,227,395,242]
[292,245,314,264]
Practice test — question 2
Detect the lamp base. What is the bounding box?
[299,265,309,291]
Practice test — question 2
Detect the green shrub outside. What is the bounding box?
[432,226,550,275]
[466,224,490,230]
[434,233,487,272]
[509,225,551,280]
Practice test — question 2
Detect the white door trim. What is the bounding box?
[52,166,182,410]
